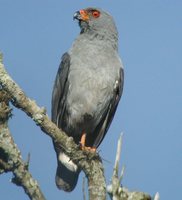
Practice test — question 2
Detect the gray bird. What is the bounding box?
[51,7,124,192]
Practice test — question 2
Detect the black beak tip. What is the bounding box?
[73,11,81,20]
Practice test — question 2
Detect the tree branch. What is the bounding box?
[0,53,106,200]
[0,89,46,200]
[107,135,157,200]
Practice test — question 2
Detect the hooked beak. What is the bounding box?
[73,10,89,21]
[73,11,82,20]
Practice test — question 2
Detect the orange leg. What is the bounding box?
[80,133,96,152]
[80,133,86,147]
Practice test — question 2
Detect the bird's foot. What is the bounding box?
[80,133,96,153]
[81,146,96,152]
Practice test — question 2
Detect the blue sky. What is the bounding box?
[0,0,182,199]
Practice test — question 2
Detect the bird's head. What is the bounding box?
[73,8,118,39]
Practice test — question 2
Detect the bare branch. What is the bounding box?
[154,192,160,200]
[113,133,123,178]
[0,53,106,200]
[107,135,153,200]
[82,177,87,200]
[0,89,46,200]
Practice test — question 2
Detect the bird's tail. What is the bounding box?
[56,151,80,192]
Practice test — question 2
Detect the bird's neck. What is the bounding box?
[79,29,118,51]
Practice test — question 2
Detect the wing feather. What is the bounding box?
[51,53,70,126]
[92,67,124,147]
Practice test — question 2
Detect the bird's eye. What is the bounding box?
[92,11,100,18]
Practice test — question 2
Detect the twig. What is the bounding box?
[113,133,123,178]
[154,192,160,200]
[82,176,87,200]
[107,134,152,200]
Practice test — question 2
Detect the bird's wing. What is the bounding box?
[52,52,71,153]
[51,52,70,127]
[52,53,80,192]
[92,67,124,148]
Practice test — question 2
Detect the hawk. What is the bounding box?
[52,7,124,192]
